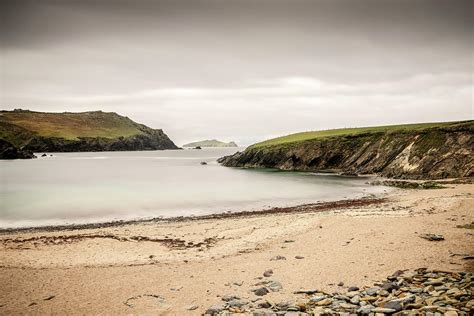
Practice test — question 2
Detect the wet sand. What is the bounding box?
[0,184,472,315]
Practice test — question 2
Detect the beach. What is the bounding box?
[0,183,472,315]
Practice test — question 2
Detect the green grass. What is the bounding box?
[0,110,143,140]
[249,121,473,149]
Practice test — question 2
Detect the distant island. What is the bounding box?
[182,139,238,148]
[0,109,178,158]
[219,120,474,180]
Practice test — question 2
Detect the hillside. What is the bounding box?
[219,120,474,180]
[0,110,178,153]
[183,139,238,147]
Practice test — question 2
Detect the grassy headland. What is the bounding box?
[249,120,473,149]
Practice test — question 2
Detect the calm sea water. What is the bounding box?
[0,148,387,228]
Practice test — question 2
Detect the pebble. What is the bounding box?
[263,269,273,277]
[253,287,269,296]
[204,269,473,315]
[186,304,198,310]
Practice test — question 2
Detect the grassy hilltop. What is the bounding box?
[220,120,474,180]
[0,110,178,153]
[250,121,473,149]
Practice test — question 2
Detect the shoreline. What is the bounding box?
[0,197,387,235]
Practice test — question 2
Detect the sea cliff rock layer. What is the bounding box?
[218,122,473,180]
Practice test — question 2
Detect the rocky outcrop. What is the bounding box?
[0,139,36,159]
[218,123,474,180]
[23,128,178,152]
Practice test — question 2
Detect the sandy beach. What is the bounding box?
[0,183,472,315]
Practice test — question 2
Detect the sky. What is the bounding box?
[1,0,472,146]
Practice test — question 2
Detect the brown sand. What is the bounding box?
[0,184,472,315]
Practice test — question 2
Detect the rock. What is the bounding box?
[366,287,380,296]
[263,269,273,277]
[309,295,327,303]
[346,291,360,298]
[186,304,199,310]
[339,302,358,310]
[200,161,207,165]
[383,301,403,312]
[420,234,445,241]
[348,286,360,291]
[294,289,318,295]
[253,287,270,296]
[357,305,375,314]
[258,301,272,309]
[381,281,399,292]
[270,255,286,261]
[221,295,240,302]
[267,281,283,292]
[295,256,304,259]
[194,146,202,149]
[371,307,396,313]
[338,282,344,286]
[43,295,55,301]
[350,295,360,304]
[252,310,276,316]
[315,298,332,306]
[0,139,36,159]
[205,305,224,314]
[41,153,48,157]
[227,299,247,308]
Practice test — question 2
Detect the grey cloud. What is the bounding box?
[1,0,472,145]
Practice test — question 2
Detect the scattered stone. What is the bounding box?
[267,281,282,292]
[270,255,286,261]
[186,304,198,310]
[294,289,318,295]
[263,269,273,277]
[284,240,295,243]
[41,153,47,157]
[221,295,239,302]
[258,301,272,308]
[347,286,359,291]
[205,305,224,314]
[420,233,445,241]
[383,300,403,312]
[205,269,473,315]
[337,281,344,286]
[200,161,207,165]
[43,295,55,301]
[295,256,304,259]
[253,287,269,296]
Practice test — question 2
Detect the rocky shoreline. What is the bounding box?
[204,269,473,315]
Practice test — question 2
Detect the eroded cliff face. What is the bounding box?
[219,126,474,180]
[22,128,178,152]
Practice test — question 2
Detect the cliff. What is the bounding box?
[218,121,474,180]
[0,110,179,154]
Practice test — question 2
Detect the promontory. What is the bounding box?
[0,109,178,156]
[218,120,474,180]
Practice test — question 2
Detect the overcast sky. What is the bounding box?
[1,0,472,145]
